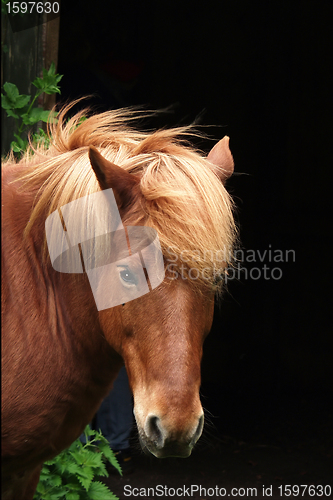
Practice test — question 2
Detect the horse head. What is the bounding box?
[87,138,234,458]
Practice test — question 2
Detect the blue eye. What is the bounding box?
[118,267,137,285]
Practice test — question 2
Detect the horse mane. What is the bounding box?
[4,103,237,290]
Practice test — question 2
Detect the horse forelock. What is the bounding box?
[3,104,237,289]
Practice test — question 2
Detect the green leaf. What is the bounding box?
[66,493,80,500]
[40,110,52,122]
[70,450,86,466]
[85,451,104,468]
[48,488,67,500]
[11,135,28,154]
[83,425,96,437]
[47,62,56,76]
[48,487,68,500]
[23,107,44,124]
[35,481,48,494]
[3,82,19,102]
[51,474,62,487]
[39,471,51,480]
[10,140,22,153]
[13,133,28,149]
[66,462,83,476]
[91,461,108,478]
[1,93,28,116]
[69,439,83,452]
[71,449,103,468]
[1,94,15,110]
[31,77,44,91]
[44,85,62,95]
[65,482,82,492]
[47,62,63,82]
[98,442,122,475]
[88,481,118,500]
[1,0,9,15]
[5,108,20,119]
[32,63,63,95]
[39,472,52,482]
[52,455,72,475]
[44,457,58,466]
[40,464,50,474]
[15,94,31,108]
[76,468,94,491]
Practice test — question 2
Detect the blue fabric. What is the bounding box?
[94,366,133,450]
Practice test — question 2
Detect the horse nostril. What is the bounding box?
[145,415,165,448]
[191,414,204,445]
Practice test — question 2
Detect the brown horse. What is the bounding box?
[1,106,237,499]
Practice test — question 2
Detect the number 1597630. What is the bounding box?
[6,2,60,14]
[278,485,332,497]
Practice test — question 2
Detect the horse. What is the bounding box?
[1,104,237,499]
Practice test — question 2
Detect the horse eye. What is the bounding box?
[118,267,137,285]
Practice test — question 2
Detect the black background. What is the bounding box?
[57,1,332,448]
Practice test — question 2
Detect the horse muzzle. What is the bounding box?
[137,412,204,458]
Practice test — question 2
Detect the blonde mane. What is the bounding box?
[5,104,237,289]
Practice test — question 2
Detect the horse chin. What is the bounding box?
[139,434,194,459]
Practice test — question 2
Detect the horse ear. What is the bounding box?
[89,146,140,208]
[207,136,234,184]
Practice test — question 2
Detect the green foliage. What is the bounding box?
[1,62,62,154]
[1,0,10,15]
[33,425,122,500]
